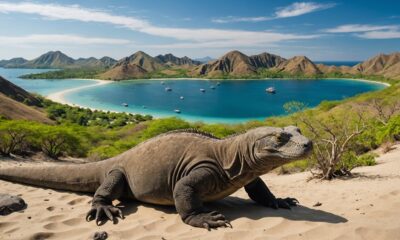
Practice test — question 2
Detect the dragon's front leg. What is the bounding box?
[86,168,127,225]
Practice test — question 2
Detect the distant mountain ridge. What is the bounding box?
[0,51,117,69]
[2,50,400,81]
[0,57,28,68]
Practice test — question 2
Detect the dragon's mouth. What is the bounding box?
[260,144,312,159]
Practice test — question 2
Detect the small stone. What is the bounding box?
[92,231,108,240]
[313,202,322,207]
[0,193,27,216]
[356,208,359,211]
[44,199,49,201]
[27,216,31,219]
[370,204,374,207]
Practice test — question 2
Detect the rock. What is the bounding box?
[313,202,322,207]
[92,231,108,240]
[0,193,27,215]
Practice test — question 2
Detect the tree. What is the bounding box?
[365,98,400,125]
[0,121,32,156]
[35,126,81,159]
[285,102,366,179]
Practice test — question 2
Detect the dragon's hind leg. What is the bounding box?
[86,168,129,225]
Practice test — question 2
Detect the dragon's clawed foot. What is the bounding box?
[185,211,232,230]
[267,197,299,209]
[86,203,124,225]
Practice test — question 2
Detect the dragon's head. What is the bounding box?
[248,126,312,162]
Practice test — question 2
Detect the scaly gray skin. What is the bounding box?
[0,126,312,229]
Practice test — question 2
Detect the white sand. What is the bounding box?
[1,145,399,240]
[46,80,112,106]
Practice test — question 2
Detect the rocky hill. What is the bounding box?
[155,53,201,66]
[249,52,286,69]
[0,76,41,106]
[192,51,256,77]
[23,51,75,68]
[192,51,286,77]
[274,56,322,76]
[0,76,52,123]
[352,52,400,80]
[100,52,202,79]
[99,62,148,80]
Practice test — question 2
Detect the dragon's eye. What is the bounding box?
[275,132,289,142]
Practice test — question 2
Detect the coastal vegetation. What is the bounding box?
[20,68,104,80]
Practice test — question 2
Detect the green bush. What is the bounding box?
[377,115,400,143]
[30,125,83,159]
[318,100,340,111]
[341,152,377,171]
[140,117,190,139]
[0,121,34,155]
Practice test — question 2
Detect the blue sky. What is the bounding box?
[0,0,399,61]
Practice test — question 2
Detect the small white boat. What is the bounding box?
[142,105,146,109]
[266,87,276,94]
[180,96,184,100]
[122,103,128,107]
[161,81,165,85]
[174,109,181,113]
[216,82,221,86]
[165,87,172,91]
[210,85,216,89]
[200,88,206,93]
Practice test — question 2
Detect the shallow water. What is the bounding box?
[0,68,386,123]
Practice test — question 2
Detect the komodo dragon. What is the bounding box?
[0,126,312,229]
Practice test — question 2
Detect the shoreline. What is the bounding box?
[44,77,389,123]
[46,79,112,106]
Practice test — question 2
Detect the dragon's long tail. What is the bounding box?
[0,161,108,193]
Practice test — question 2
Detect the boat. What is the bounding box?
[122,103,128,107]
[216,82,221,86]
[180,96,184,100]
[161,81,165,85]
[210,85,216,89]
[266,87,276,94]
[142,105,146,109]
[165,87,172,91]
[174,109,181,114]
[200,88,206,93]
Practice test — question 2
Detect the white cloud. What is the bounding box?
[356,30,400,39]
[324,24,400,39]
[0,2,319,46]
[324,24,398,33]
[212,16,271,23]
[275,2,335,18]
[212,2,335,23]
[0,34,132,45]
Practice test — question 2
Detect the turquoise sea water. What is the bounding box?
[0,68,95,96]
[0,68,386,123]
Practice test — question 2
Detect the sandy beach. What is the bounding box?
[46,79,112,106]
[0,145,399,240]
